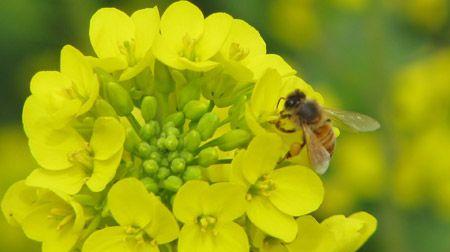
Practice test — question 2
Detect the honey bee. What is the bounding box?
[273,89,380,174]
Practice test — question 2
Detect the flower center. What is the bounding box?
[48,207,74,230]
[248,175,276,198]
[68,146,94,170]
[119,40,137,66]
[180,33,199,61]
[228,42,249,61]
[197,215,217,233]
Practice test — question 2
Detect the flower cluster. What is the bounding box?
[2,1,376,251]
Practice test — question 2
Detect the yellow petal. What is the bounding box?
[196,12,233,60]
[213,222,249,252]
[107,178,154,227]
[247,196,297,242]
[26,167,87,195]
[221,19,266,61]
[250,69,283,120]
[60,45,99,114]
[90,117,125,160]
[173,180,209,224]
[160,1,204,50]
[86,149,123,192]
[179,57,219,72]
[82,226,132,252]
[241,133,283,184]
[269,166,324,216]
[29,71,72,96]
[144,197,179,244]
[202,182,248,222]
[1,181,38,226]
[29,127,86,171]
[131,7,160,59]
[178,223,214,252]
[89,8,134,60]
[286,215,336,252]
[247,54,296,81]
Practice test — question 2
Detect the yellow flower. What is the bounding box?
[245,69,325,165]
[1,181,85,252]
[216,18,295,82]
[231,133,324,242]
[153,1,233,72]
[173,180,249,252]
[26,117,125,194]
[89,7,160,80]
[286,212,377,252]
[23,45,99,138]
[83,178,179,252]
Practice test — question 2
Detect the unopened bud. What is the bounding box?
[183,166,203,181]
[171,158,186,173]
[94,99,117,117]
[163,176,183,192]
[141,177,159,194]
[154,60,175,94]
[177,80,201,109]
[184,130,202,152]
[141,96,157,122]
[124,128,141,152]
[164,112,185,128]
[157,167,171,180]
[198,147,218,166]
[183,100,209,121]
[216,129,252,151]
[165,135,179,151]
[143,160,159,175]
[140,121,159,141]
[197,113,220,140]
[138,142,154,159]
[105,82,134,116]
[180,150,194,162]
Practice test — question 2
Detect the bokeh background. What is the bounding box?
[0,0,449,251]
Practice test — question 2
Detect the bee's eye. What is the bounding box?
[285,99,297,108]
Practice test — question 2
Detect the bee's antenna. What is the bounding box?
[276,97,285,109]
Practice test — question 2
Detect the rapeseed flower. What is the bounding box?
[1,1,378,251]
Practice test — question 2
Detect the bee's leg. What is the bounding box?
[284,133,307,159]
[269,114,297,133]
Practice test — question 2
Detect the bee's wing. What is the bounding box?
[303,125,331,174]
[323,107,380,132]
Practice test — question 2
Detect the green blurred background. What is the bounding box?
[0,0,449,251]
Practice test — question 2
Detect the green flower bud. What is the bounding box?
[141,96,158,122]
[216,129,252,151]
[124,128,141,152]
[184,130,202,152]
[164,112,185,128]
[198,147,218,166]
[141,121,159,140]
[171,158,186,173]
[157,167,171,180]
[141,177,159,194]
[138,142,154,159]
[154,60,175,94]
[163,176,183,192]
[183,166,203,181]
[105,82,134,116]
[94,99,117,117]
[229,96,248,129]
[177,80,201,109]
[130,87,143,100]
[143,159,159,175]
[160,158,170,167]
[197,112,220,140]
[165,127,180,137]
[183,100,209,121]
[165,135,179,151]
[179,150,194,163]
[157,137,166,149]
[150,152,161,162]
[167,151,179,162]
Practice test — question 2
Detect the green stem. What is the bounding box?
[207,100,215,112]
[126,114,141,132]
[215,159,232,164]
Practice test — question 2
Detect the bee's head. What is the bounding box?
[284,89,306,110]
